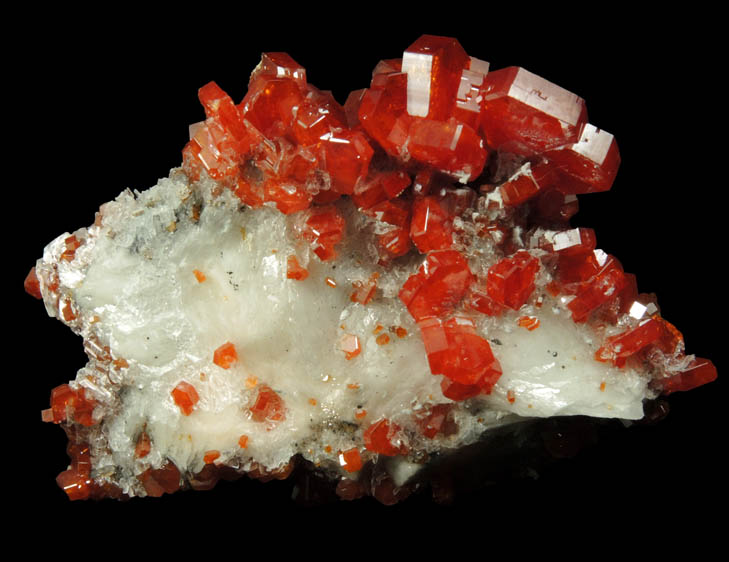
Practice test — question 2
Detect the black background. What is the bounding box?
[12,7,723,547]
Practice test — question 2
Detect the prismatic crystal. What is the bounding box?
[27,35,717,503]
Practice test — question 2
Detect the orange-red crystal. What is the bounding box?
[399,250,475,321]
[138,461,181,497]
[339,448,363,472]
[250,385,286,423]
[48,384,97,426]
[300,205,346,261]
[286,255,309,280]
[363,419,407,456]
[661,358,718,395]
[339,333,361,360]
[213,341,238,369]
[171,381,199,416]
[487,251,540,311]
[419,316,502,391]
[24,267,42,299]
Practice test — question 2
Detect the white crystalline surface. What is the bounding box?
[35,168,655,498]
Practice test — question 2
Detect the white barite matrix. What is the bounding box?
[35,169,653,499]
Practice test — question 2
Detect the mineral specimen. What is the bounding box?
[28,34,717,504]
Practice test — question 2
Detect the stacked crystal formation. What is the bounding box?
[27,34,717,503]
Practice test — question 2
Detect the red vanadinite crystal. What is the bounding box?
[542,124,620,194]
[351,273,379,305]
[199,82,247,138]
[363,419,407,456]
[358,72,411,158]
[286,255,309,280]
[467,283,505,317]
[595,317,665,367]
[402,35,470,120]
[440,377,483,401]
[171,381,199,416]
[480,66,587,156]
[48,384,97,426]
[338,448,363,473]
[517,315,540,331]
[361,197,413,260]
[243,79,303,139]
[24,266,42,299]
[566,254,626,323]
[300,205,346,261]
[487,251,540,310]
[250,385,286,423]
[596,272,639,325]
[250,52,307,91]
[410,195,455,252]
[499,161,556,207]
[213,341,238,369]
[264,179,313,215]
[56,442,93,500]
[399,250,475,321]
[557,249,604,286]
[595,316,684,367]
[381,170,411,199]
[454,57,490,128]
[661,358,718,395]
[138,462,182,497]
[71,388,96,426]
[60,235,82,262]
[339,333,361,360]
[408,118,488,181]
[416,403,454,438]
[204,450,221,464]
[50,384,75,423]
[135,431,151,458]
[322,129,374,195]
[291,89,346,147]
[549,228,597,256]
[419,316,502,391]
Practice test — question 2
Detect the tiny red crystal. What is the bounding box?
[204,450,221,464]
[286,255,309,280]
[213,342,238,369]
[351,273,379,305]
[171,381,199,416]
[300,205,346,261]
[250,385,286,423]
[339,333,361,360]
[135,431,151,458]
[338,448,363,472]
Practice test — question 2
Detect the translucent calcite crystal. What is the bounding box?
[27,34,717,504]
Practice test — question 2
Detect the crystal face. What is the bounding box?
[26,35,718,505]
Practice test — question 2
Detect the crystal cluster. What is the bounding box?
[28,35,716,503]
